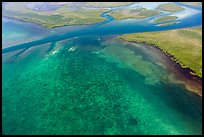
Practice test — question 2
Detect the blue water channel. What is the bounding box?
[2,2,202,54]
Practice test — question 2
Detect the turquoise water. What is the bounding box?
[2,37,202,135]
[2,2,202,135]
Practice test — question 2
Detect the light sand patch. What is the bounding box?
[171,6,200,19]
[68,46,77,52]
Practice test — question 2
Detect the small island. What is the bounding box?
[157,21,178,26]
[154,16,178,23]
[108,8,161,20]
[156,3,184,12]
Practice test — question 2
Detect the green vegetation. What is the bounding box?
[2,2,109,28]
[154,16,178,23]
[180,2,202,8]
[120,27,202,78]
[153,15,178,26]
[108,8,161,20]
[156,3,184,12]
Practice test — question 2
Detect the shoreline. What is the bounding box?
[119,37,202,97]
[2,15,108,29]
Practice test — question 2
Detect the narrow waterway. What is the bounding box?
[2,2,202,54]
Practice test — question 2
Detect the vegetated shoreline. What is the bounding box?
[2,15,108,29]
[119,37,202,97]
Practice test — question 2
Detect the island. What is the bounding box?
[108,8,161,20]
[156,3,184,12]
[120,27,202,78]
[157,21,178,26]
[154,16,178,23]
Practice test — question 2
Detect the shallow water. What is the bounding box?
[2,2,202,135]
[2,17,51,48]
[2,37,202,135]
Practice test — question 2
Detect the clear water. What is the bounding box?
[2,2,202,135]
[2,37,202,135]
[2,17,50,48]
